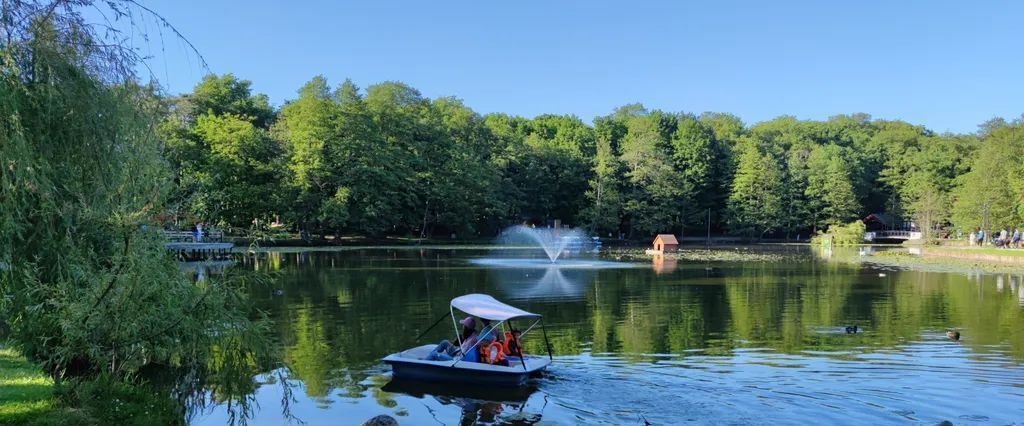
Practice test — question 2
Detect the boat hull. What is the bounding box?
[383,344,551,387]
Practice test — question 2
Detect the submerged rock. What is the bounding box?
[362,415,399,426]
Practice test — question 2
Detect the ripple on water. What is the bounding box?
[530,342,1024,425]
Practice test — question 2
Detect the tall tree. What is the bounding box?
[804,144,861,229]
[727,140,785,237]
[191,113,283,227]
[670,114,721,230]
[162,73,281,228]
[583,133,623,235]
[275,76,342,235]
[953,121,1024,231]
[332,79,412,235]
[619,111,689,235]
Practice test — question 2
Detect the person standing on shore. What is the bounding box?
[969,230,977,246]
[1013,229,1020,249]
[977,229,985,246]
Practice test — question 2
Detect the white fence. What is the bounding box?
[864,230,923,242]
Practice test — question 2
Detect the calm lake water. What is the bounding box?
[193,247,1024,425]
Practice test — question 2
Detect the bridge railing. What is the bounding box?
[159,230,225,242]
[864,230,923,241]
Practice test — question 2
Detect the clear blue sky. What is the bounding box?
[123,0,1022,133]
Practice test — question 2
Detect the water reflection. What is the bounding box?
[180,260,235,281]
[651,254,678,274]
[381,379,544,425]
[192,249,1024,425]
[490,266,590,301]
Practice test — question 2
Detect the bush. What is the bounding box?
[812,221,866,246]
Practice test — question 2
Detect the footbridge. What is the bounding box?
[864,230,922,242]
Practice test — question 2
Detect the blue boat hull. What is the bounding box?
[383,344,551,387]
[387,360,530,386]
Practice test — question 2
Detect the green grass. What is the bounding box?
[0,347,76,425]
[1,346,184,425]
[931,246,1024,257]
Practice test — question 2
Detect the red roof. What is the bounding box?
[653,234,679,245]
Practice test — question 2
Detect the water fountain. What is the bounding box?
[500,225,587,262]
[469,225,634,269]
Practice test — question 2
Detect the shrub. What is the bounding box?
[812,221,866,246]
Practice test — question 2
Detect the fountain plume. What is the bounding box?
[498,225,586,262]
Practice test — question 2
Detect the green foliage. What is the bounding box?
[952,121,1024,232]
[143,50,1012,243]
[727,141,785,237]
[818,220,867,246]
[582,133,623,235]
[805,144,861,228]
[0,4,273,423]
[158,78,1018,241]
[189,74,275,128]
[162,75,283,228]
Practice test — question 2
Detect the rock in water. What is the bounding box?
[362,415,398,426]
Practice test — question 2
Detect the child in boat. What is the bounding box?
[504,330,522,355]
[426,316,479,361]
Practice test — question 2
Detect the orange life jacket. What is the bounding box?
[480,341,506,364]
[502,331,522,355]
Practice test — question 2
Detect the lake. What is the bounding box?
[192,247,1024,425]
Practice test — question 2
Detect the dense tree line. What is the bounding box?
[163,74,1023,239]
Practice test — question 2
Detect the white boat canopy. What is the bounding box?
[450,294,541,321]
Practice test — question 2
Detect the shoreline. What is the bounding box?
[858,247,1024,274]
[922,246,1024,265]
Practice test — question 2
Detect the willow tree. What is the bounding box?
[0,1,273,420]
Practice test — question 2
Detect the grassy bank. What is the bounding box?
[0,346,180,425]
[0,347,70,425]
[926,246,1024,258]
[864,249,1024,274]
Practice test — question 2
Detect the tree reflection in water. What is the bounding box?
[190,248,1024,424]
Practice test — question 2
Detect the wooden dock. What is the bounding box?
[165,242,234,260]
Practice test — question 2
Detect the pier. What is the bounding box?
[161,230,234,260]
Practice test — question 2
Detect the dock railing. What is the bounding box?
[864,230,923,242]
[159,229,225,242]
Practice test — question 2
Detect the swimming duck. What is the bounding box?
[947,330,961,340]
[845,325,858,334]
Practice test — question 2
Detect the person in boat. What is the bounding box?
[503,329,522,355]
[426,316,479,361]
[478,318,499,341]
[476,331,510,366]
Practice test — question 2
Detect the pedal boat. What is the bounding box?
[383,294,553,387]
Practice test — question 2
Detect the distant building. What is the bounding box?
[864,213,917,232]
[652,234,679,253]
[863,213,894,232]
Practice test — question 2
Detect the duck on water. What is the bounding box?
[383,294,553,387]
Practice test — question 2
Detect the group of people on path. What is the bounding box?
[969,228,1024,248]
[426,316,521,366]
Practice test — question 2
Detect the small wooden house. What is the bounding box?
[652,234,679,253]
